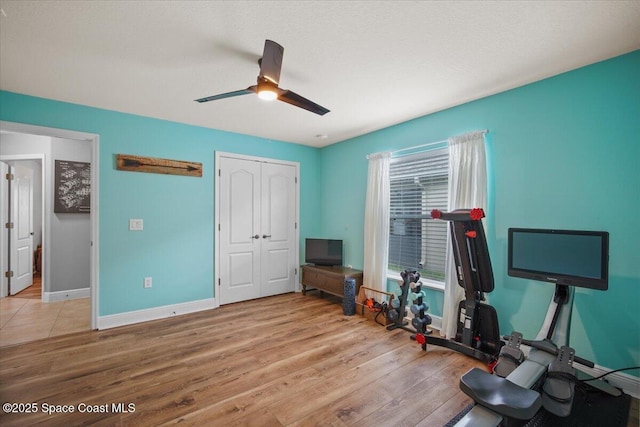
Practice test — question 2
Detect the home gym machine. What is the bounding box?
[453,228,618,426]
[455,285,621,426]
[414,208,503,364]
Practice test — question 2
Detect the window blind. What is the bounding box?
[388,148,449,281]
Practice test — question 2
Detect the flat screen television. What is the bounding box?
[305,238,343,266]
[508,228,609,290]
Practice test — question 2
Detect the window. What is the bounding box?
[388,148,449,283]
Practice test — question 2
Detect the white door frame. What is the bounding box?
[0,121,99,330]
[214,151,300,307]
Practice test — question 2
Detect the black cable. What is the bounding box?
[544,366,640,401]
[581,366,640,382]
[545,366,640,384]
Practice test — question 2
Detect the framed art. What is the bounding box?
[54,160,91,213]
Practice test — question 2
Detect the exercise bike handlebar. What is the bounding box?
[503,335,594,368]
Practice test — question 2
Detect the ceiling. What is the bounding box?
[1,1,639,148]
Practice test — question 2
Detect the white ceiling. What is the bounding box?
[1,1,639,147]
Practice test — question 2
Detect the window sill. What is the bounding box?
[386,272,445,292]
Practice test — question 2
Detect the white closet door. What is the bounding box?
[260,162,296,297]
[219,157,262,304]
[218,155,297,304]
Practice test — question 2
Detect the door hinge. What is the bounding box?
[218,169,221,177]
[295,268,298,275]
[5,173,14,180]
[5,271,13,278]
[5,222,13,229]
[218,224,220,231]
[295,176,298,184]
[218,278,221,286]
[295,222,297,229]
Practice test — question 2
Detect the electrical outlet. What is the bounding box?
[144,277,152,288]
[129,219,143,231]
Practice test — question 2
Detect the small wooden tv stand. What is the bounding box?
[300,265,363,298]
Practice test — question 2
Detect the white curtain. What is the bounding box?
[363,151,391,295]
[441,130,488,339]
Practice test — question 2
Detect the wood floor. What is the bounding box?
[11,273,42,299]
[0,292,636,426]
[0,293,486,426]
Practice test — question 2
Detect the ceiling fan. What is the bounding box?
[195,39,330,116]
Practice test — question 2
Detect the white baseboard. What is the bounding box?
[429,314,442,333]
[97,298,216,330]
[43,287,90,302]
[577,364,640,399]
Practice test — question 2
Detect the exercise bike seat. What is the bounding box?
[460,368,542,420]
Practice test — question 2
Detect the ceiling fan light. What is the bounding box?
[257,77,278,101]
[258,89,278,101]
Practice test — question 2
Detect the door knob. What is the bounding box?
[251,235,260,239]
[262,234,272,239]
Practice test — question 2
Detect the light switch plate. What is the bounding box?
[129,219,143,231]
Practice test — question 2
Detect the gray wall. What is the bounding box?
[50,137,91,292]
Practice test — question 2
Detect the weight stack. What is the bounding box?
[343,277,356,316]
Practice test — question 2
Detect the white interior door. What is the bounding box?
[0,162,8,297]
[219,157,262,304]
[10,163,34,295]
[260,162,296,297]
[218,155,297,305]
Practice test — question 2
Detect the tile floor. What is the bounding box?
[0,297,90,347]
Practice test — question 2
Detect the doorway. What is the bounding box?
[215,152,299,305]
[0,121,99,330]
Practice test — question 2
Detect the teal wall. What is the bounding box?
[0,92,322,315]
[318,50,640,373]
[1,50,637,374]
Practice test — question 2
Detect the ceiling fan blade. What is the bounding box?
[277,89,330,116]
[195,86,257,103]
[259,40,284,85]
